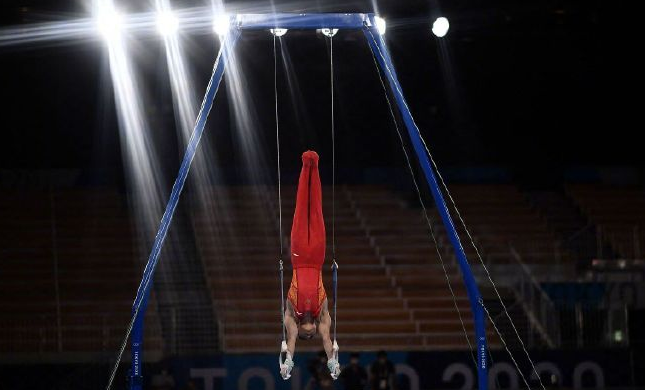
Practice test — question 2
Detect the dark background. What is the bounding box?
[0,0,639,189]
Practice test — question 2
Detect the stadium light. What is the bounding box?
[97,6,123,41]
[320,28,338,37]
[432,17,449,38]
[375,16,386,35]
[270,28,288,37]
[213,15,230,36]
[156,10,179,36]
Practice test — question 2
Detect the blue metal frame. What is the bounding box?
[362,16,488,390]
[127,13,487,390]
[235,13,370,29]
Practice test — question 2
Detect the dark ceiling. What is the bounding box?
[0,0,639,187]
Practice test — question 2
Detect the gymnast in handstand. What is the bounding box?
[280,150,340,380]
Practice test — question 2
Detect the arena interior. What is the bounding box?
[0,0,642,389]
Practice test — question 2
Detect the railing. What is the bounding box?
[603,224,644,260]
[508,245,561,348]
[558,303,631,348]
[583,223,645,260]
[562,223,601,261]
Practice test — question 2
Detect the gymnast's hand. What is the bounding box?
[327,357,341,380]
[280,355,294,380]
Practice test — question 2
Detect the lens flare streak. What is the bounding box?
[0,19,94,47]
[98,0,170,258]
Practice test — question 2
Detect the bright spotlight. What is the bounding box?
[269,28,288,37]
[320,28,338,37]
[375,16,386,35]
[213,15,230,36]
[432,17,450,38]
[97,7,123,40]
[157,11,179,36]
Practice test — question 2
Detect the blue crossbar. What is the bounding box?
[236,13,372,30]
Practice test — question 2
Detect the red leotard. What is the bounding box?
[287,150,327,320]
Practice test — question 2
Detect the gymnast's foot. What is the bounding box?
[302,150,319,167]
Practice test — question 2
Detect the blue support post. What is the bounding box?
[363,20,488,390]
[128,27,240,390]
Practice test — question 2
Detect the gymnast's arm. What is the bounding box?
[318,299,334,359]
[284,302,298,357]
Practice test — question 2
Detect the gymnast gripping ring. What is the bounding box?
[278,340,291,379]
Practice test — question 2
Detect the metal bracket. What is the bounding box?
[321,28,339,37]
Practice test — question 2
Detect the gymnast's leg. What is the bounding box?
[291,150,326,264]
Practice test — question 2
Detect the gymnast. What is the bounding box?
[280,150,340,380]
